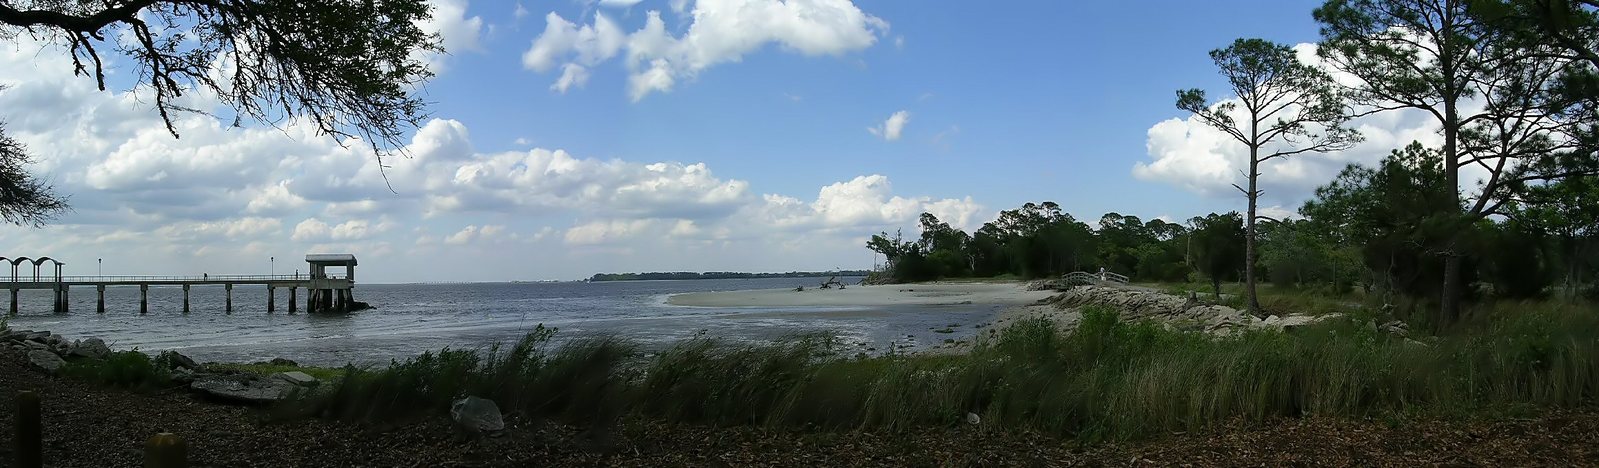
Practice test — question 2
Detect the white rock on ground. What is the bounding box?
[450,396,506,433]
[190,375,297,405]
[70,338,112,359]
[273,371,319,387]
[27,350,67,373]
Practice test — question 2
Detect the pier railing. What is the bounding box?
[1063,270,1129,286]
[14,274,348,283]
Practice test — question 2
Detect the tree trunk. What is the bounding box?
[1439,91,1463,326]
[1212,277,1222,300]
[1245,143,1262,313]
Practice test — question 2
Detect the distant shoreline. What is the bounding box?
[588,271,870,282]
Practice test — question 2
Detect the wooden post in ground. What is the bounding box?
[96,285,105,314]
[15,390,41,468]
[266,286,275,313]
[224,284,233,313]
[181,284,190,314]
[144,433,187,468]
[139,284,149,315]
[288,287,297,314]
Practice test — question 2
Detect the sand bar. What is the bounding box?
[667,282,1054,308]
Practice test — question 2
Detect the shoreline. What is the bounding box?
[666,281,1054,308]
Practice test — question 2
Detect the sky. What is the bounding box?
[0,0,1447,283]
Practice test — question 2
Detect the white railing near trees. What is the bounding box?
[1063,270,1129,286]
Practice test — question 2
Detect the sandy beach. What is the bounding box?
[666,282,1055,308]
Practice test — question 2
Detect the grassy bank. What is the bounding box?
[286,302,1599,441]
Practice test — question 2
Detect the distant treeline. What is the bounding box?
[588,271,871,282]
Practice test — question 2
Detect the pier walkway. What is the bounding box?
[4,254,360,315]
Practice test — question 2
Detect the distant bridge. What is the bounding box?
[1063,270,1129,286]
[3,254,361,315]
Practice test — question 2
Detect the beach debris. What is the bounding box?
[69,338,112,360]
[967,412,982,425]
[27,349,67,373]
[451,396,506,434]
[190,374,296,404]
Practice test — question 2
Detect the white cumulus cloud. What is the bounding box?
[524,0,888,100]
[868,110,910,141]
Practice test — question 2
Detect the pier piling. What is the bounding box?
[96,285,105,313]
[288,287,297,314]
[267,286,275,313]
[182,284,190,313]
[140,284,149,314]
[224,284,233,313]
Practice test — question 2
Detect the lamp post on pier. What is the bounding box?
[98,258,102,276]
[270,256,275,276]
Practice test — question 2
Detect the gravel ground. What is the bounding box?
[2,350,1598,467]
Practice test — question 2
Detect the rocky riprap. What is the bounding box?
[0,327,321,404]
[1039,285,1342,335]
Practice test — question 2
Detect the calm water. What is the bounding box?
[3,278,1004,366]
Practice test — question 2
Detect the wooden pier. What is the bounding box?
[3,254,360,315]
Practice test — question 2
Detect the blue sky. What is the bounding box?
[0,0,1439,282]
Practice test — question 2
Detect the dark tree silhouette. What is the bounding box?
[0,0,442,225]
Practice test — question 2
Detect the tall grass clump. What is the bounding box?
[298,325,637,426]
[295,303,1599,441]
[61,350,172,390]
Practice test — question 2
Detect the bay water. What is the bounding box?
[2,277,1003,366]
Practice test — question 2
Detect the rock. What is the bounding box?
[190,375,296,404]
[1380,320,1409,338]
[450,396,505,433]
[268,357,299,367]
[23,331,49,342]
[967,412,982,425]
[273,371,319,387]
[27,350,67,373]
[70,338,111,359]
[23,340,49,351]
[171,367,198,384]
[159,350,201,370]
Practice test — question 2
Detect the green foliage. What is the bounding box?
[61,350,172,390]
[1190,212,1246,298]
[1302,143,1463,302]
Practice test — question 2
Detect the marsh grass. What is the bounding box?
[289,304,1599,441]
[60,350,172,390]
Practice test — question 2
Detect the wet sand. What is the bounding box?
[667,282,1054,308]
